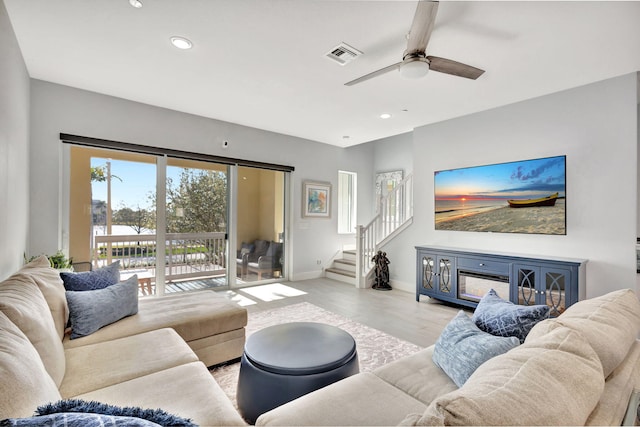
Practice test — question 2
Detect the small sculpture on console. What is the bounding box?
[371,250,392,291]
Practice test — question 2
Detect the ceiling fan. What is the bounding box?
[345,0,485,86]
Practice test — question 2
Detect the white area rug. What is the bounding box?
[210,302,422,407]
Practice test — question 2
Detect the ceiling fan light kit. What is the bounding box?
[345,0,484,86]
[399,56,430,79]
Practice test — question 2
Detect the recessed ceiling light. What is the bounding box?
[128,0,143,8]
[170,36,193,50]
[380,113,392,119]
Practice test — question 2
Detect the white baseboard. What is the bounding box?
[389,279,414,294]
[290,270,324,281]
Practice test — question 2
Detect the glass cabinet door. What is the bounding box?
[422,256,435,290]
[543,269,568,316]
[514,265,537,306]
[438,257,453,295]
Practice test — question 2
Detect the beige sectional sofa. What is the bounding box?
[4,254,640,426]
[0,256,248,426]
[257,288,640,426]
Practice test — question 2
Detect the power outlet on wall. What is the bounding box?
[316,259,322,265]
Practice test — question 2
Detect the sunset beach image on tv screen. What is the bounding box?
[434,156,566,235]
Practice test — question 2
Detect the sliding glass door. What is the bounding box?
[67,145,288,296]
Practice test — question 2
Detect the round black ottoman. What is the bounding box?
[236,322,359,424]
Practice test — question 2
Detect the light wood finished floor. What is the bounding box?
[219,278,465,348]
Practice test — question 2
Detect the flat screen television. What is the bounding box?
[434,155,566,235]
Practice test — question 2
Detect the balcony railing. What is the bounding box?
[93,232,227,286]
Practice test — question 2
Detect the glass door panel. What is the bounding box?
[69,146,158,295]
[165,158,229,293]
[235,166,285,286]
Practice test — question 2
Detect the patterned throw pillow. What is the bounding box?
[60,261,120,291]
[472,289,550,343]
[432,310,520,387]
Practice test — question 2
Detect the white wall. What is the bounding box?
[0,0,30,279]
[383,74,638,298]
[29,80,374,280]
[372,131,413,177]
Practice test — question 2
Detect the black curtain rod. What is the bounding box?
[60,133,295,172]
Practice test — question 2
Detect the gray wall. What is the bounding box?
[380,74,638,298]
[0,1,30,279]
[29,80,375,280]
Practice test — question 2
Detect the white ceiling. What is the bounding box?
[4,0,640,147]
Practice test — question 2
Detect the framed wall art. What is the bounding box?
[302,181,331,218]
[434,155,566,235]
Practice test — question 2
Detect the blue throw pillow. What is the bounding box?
[0,398,197,427]
[0,413,162,426]
[61,261,121,291]
[432,310,520,387]
[472,289,550,343]
[66,275,138,339]
[36,399,196,427]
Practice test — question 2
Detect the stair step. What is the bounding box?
[342,250,356,262]
[325,267,356,278]
[325,268,356,285]
[332,258,356,274]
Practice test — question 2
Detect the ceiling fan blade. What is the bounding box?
[427,56,485,80]
[405,0,439,55]
[344,62,403,86]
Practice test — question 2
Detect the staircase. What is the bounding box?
[325,250,357,284]
[326,173,414,288]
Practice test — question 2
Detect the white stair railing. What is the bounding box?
[355,173,413,287]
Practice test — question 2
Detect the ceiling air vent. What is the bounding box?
[325,43,363,66]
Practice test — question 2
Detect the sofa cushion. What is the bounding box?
[374,346,457,407]
[76,362,247,426]
[61,261,120,291]
[471,288,549,343]
[256,372,427,426]
[66,275,138,339]
[253,239,270,258]
[410,326,604,426]
[0,271,66,387]
[432,310,520,387]
[528,288,640,377]
[0,311,62,418]
[240,242,254,255]
[265,241,279,257]
[60,328,198,397]
[19,255,68,339]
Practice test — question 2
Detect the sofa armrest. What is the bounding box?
[257,256,276,270]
